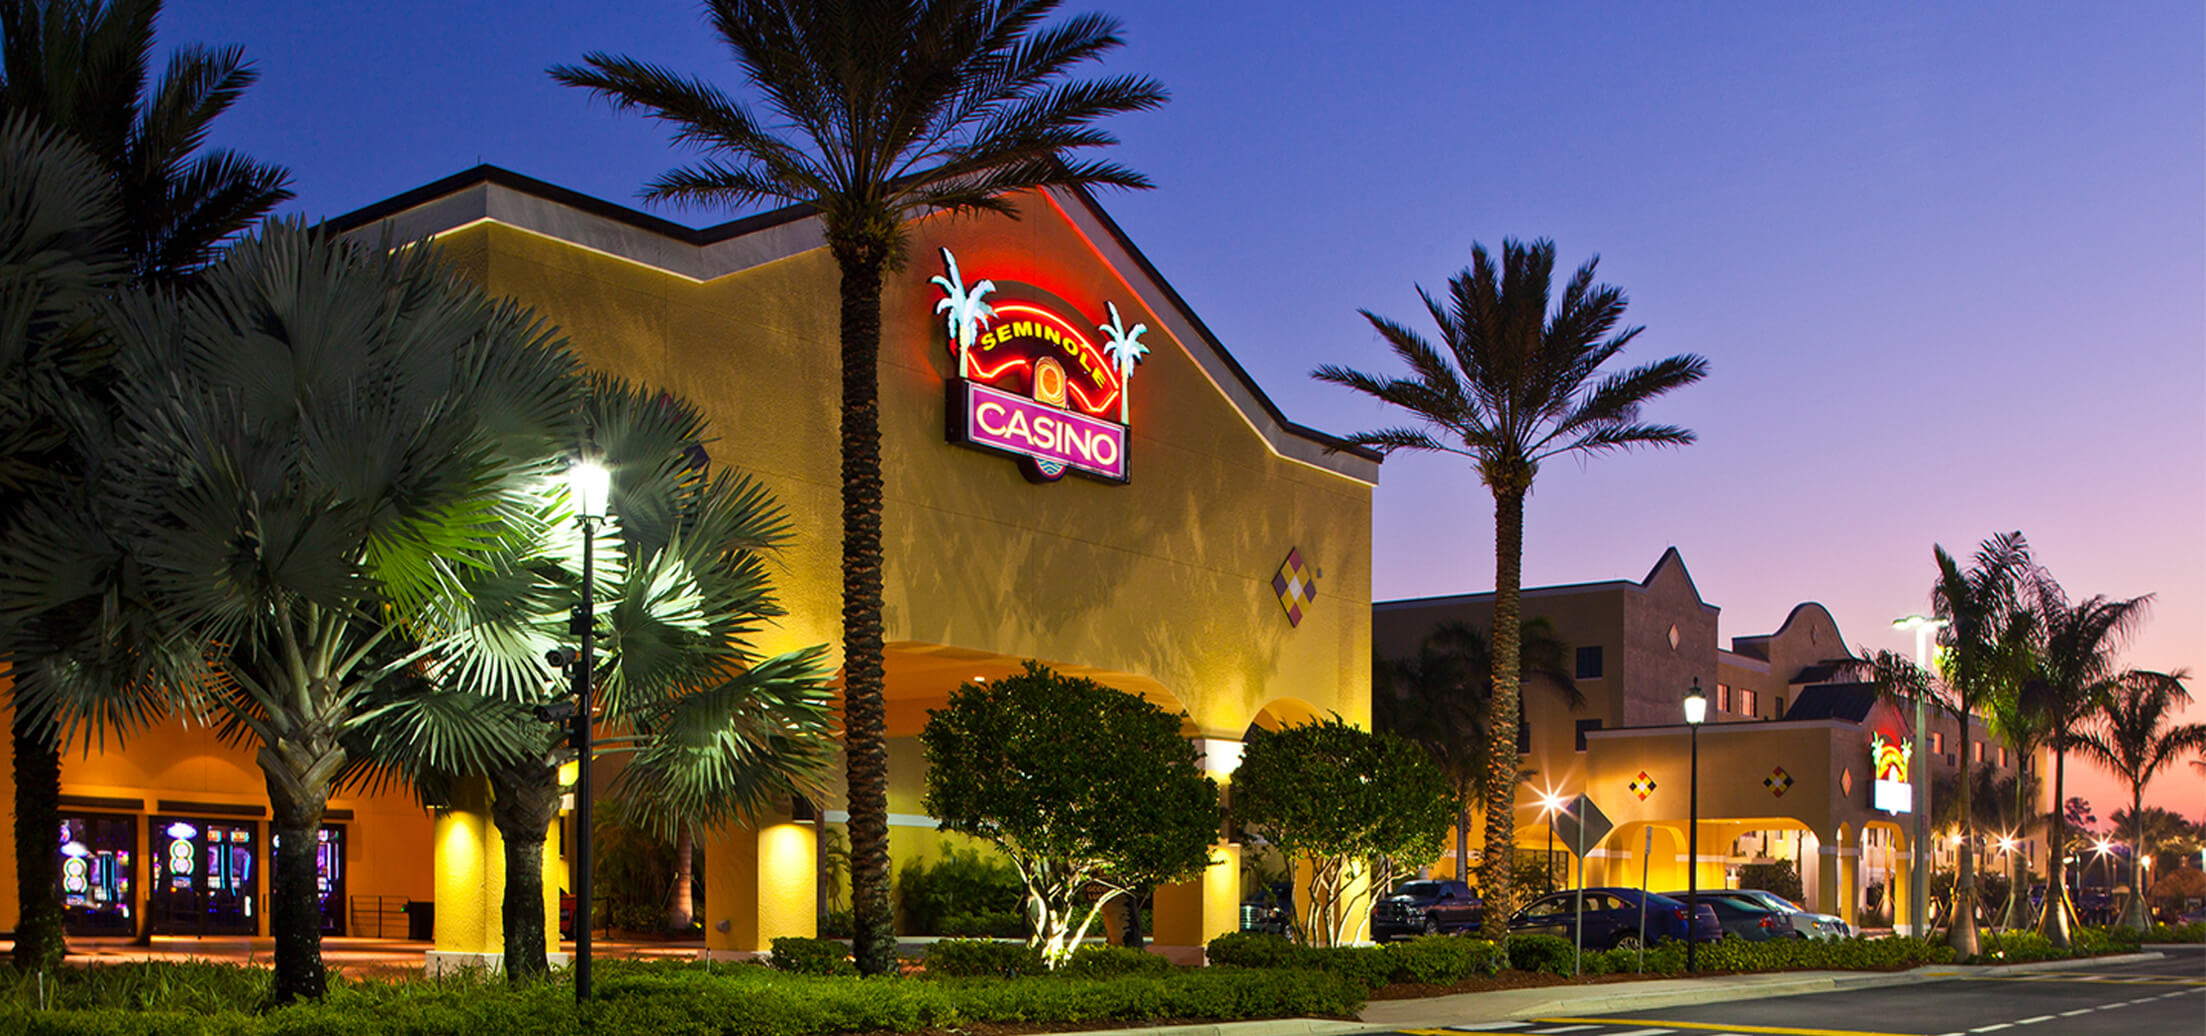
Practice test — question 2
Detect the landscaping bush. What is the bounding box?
[1055,945,1174,979]
[1505,933,1577,976]
[768,936,855,976]
[924,938,1045,978]
[1384,935,1505,984]
[897,844,1028,937]
[2142,921,2205,943]
[1737,860,1805,902]
[1204,932,1300,969]
[1204,932,1502,989]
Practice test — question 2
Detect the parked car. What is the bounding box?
[1685,888,1849,939]
[1372,879,1481,940]
[1238,880,1294,936]
[1694,895,1790,941]
[1507,888,1721,949]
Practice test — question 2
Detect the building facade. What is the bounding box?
[1374,549,2048,930]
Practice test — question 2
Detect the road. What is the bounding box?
[1418,946,2204,1036]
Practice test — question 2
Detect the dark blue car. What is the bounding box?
[1508,888,1723,949]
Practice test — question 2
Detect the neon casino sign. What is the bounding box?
[1870,732,1912,814]
[932,248,1145,483]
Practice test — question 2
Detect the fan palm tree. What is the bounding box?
[394,375,837,978]
[0,113,127,971]
[1374,617,1581,883]
[549,0,1165,974]
[2,0,290,966]
[1313,239,1706,935]
[2074,669,2206,930]
[2019,578,2150,945]
[0,222,581,1002]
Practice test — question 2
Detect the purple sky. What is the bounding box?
[165,1,2203,817]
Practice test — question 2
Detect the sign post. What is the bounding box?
[1637,826,1653,972]
[1553,793,1613,977]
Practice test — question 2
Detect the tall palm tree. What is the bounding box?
[1374,618,1580,883]
[2074,669,2205,930]
[0,113,126,972]
[0,223,581,1002]
[549,0,1165,974]
[1981,681,2045,932]
[2020,577,2150,946]
[1313,239,1706,936]
[1,0,290,966]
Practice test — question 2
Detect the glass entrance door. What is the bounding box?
[149,817,258,935]
[56,814,136,935]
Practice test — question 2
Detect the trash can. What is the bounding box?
[406,900,434,941]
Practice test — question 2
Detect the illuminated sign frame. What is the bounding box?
[1870,732,1912,814]
[932,248,1145,484]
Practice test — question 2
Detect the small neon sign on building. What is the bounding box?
[1870,732,1912,814]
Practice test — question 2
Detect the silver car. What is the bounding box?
[1676,889,1852,940]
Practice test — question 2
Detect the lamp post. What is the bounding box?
[1539,791,1566,894]
[568,459,609,1002]
[1893,614,1947,937]
[1683,678,1706,972]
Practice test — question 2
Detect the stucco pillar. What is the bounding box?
[1892,851,1915,934]
[702,818,816,953]
[1153,841,1240,962]
[1813,828,1851,922]
[426,779,565,975]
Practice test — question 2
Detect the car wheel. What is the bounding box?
[1422,917,1441,936]
[1611,933,1642,951]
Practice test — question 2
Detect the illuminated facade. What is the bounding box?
[1375,549,2050,930]
[0,167,1379,962]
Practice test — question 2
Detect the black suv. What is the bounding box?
[1372,879,1481,940]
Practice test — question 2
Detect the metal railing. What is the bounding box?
[349,895,411,939]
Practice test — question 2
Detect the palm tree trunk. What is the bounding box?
[1456,798,1471,883]
[668,826,694,931]
[490,759,561,979]
[1479,481,1527,940]
[262,751,336,1003]
[2117,786,2148,931]
[11,715,67,970]
[833,238,895,977]
[2001,763,2028,931]
[2037,748,2072,947]
[1948,738,1980,959]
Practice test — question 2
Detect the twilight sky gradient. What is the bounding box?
[164,1,2203,816]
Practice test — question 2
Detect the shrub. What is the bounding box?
[1204,933,1502,989]
[2142,921,2205,943]
[1205,932,1301,969]
[1384,936,1504,984]
[1506,933,1577,976]
[768,936,855,976]
[1738,859,1805,902]
[1056,945,1174,979]
[924,938,1046,978]
[896,844,1028,937]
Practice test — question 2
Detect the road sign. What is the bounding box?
[1553,793,1613,855]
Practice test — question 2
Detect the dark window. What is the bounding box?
[1575,718,1603,752]
[1775,695,1786,719]
[1517,718,1532,754]
[1575,646,1604,680]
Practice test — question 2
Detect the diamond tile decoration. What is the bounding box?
[1272,547,1318,627]
[1840,767,1854,797]
[1764,766,1795,798]
[1628,770,1658,801]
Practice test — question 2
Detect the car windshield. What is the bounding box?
[1393,881,1449,899]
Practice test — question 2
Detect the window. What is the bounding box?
[1575,646,1604,680]
[1775,694,1786,719]
[1999,746,2008,768]
[1974,741,1984,763]
[1575,718,1603,752]
[1718,683,1733,712]
[1931,731,1944,753]
[1739,688,1759,717]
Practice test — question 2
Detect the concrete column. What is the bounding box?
[1153,842,1240,962]
[702,818,816,953]
[1892,851,1915,934]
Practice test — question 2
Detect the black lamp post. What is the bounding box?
[1683,677,1707,973]
[567,459,609,1002]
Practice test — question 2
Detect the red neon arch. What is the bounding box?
[962,302,1122,417]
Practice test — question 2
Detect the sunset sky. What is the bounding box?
[166,1,2203,816]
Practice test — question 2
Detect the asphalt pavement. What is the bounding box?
[1410,945,2205,1036]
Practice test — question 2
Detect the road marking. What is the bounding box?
[2012,1017,2052,1026]
[2057,1008,2094,1016]
[1444,1026,1532,1032]
[1603,1029,1677,1035]
[1525,1027,1600,1034]
[1969,1026,2011,1033]
[1530,1020,1922,1036]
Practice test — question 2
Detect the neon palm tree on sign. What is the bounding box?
[932,248,995,380]
[1098,301,1150,424]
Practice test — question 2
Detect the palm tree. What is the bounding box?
[2074,669,2206,930]
[0,223,580,1002]
[1098,301,1148,424]
[0,113,126,972]
[1,0,290,966]
[549,0,1165,975]
[1313,239,1706,936]
[1981,683,2045,932]
[1841,533,2037,958]
[396,375,838,977]
[2019,578,2150,945]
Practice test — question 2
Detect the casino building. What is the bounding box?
[0,167,1380,964]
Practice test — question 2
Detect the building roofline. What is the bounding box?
[1376,548,1720,615]
[325,166,1380,479]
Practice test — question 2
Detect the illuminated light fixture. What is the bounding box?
[1997,834,2017,853]
[2094,839,2113,855]
[165,821,198,841]
[1683,678,1708,726]
[1537,790,1568,817]
[568,460,610,521]
[60,841,89,859]
[1683,677,1706,973]
[1191,738,1245,776]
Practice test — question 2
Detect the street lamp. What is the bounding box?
[1893,614,1948,938]
[1539,790,1568,893]
[568,458,609,1002]
[1683,678,1706,972]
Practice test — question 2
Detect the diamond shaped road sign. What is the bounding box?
[1551,793,1614,857]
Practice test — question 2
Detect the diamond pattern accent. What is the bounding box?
[1628,770,1658,801]
[1764,766,1795,798]
[1272,547,1318,627]
[1840,768,1854,797]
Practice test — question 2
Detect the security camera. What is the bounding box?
[533,700,578,723]
[545,647,578,669]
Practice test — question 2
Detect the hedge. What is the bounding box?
[0,959,1365,1036]
[1204,933,1505,989]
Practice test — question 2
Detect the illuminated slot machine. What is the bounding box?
[56,815,136,935]
[151,817,258,934]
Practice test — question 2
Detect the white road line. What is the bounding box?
[1970,1026,2012,1033]
[2013,1017,2054,1025]
[2058,1008,2094,1016]
[2126,996,2156,1004]
[1603,1030,1676,1036]
[1525,1028,1600,1035]
[1446,1026,1532,1032]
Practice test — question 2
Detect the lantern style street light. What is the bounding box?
[1683,678,1706,972]
[568,459,609,1002]
[1892,614,1947,937]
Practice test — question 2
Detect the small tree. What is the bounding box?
[1232,717,1458,947]
[922,661,1217,965]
